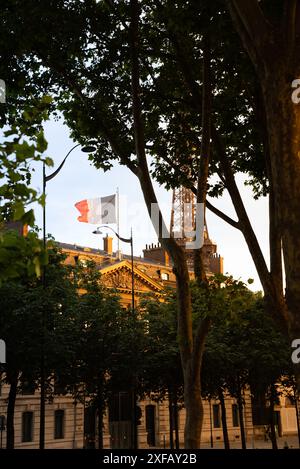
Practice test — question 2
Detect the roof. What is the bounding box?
[57,241,176,269]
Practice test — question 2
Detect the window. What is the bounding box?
[146,405,156,446]
[0,415,5,431]
[161,272,169,281]
[213,404,221,428]
[109,392,132,422]
[54,410,65,439]
[22,412,34,442]
[232,404,239,427]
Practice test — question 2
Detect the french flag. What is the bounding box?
[75,194,117,225]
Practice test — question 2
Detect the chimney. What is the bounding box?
[164,251,170,267]
[103,235,113,255]
[3,221,28,236]
[23,224,29,236]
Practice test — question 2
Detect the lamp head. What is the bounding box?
[92,228,103,235]
[81,144,97,153]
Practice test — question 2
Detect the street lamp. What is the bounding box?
[39,142,97,449]
[93,225,137,449]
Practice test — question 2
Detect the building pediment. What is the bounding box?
[100,260,163,296]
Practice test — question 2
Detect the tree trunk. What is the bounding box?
[261,71,300,394]
[269,385,278,450]
[129,0,208,448]
[294,388,300,448]
[168,390,174,449]
[228,0,300,395]
[208,398,214,448]
[236,376,246,449]
[174,400,180,450]
[97,402,103,450]
[6,371,18,449]
[219,389,230,449]
[97,374,104,450]
[183,364,204,448]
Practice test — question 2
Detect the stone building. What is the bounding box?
[0,231,252,449]
[0,229,298,448]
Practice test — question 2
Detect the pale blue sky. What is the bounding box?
[30,118,269,292]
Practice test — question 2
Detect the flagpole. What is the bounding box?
[117,187,120,258]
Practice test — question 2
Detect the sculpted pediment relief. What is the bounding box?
[100,261,163,294]
[102,269,146,291]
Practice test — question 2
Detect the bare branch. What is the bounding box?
[206,200,239,229]
[152,150,240,230]
[211,125,274,296]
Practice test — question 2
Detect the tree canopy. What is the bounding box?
[2,0,300,446]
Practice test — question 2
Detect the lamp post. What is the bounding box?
[39,142,96,449]
[93,225,137,448]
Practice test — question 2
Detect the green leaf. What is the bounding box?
[13,202,25,221]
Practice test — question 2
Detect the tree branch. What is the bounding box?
[253,83,283,295]
[229,0,273,47]
[206,200,239,229]
[283,0,297,59]
[227,0,274,74]
[163,11,283,318]
[227,1,259,66]
[196,33,211,209]
[130,0,194,363]
[194,33,211,283]
[163,14,285,322]
[36,51,138,176]
[150,21,253,239]
[153,149,240,230]
[211,125,274,296]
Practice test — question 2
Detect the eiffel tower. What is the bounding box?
[169,187,223,274]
